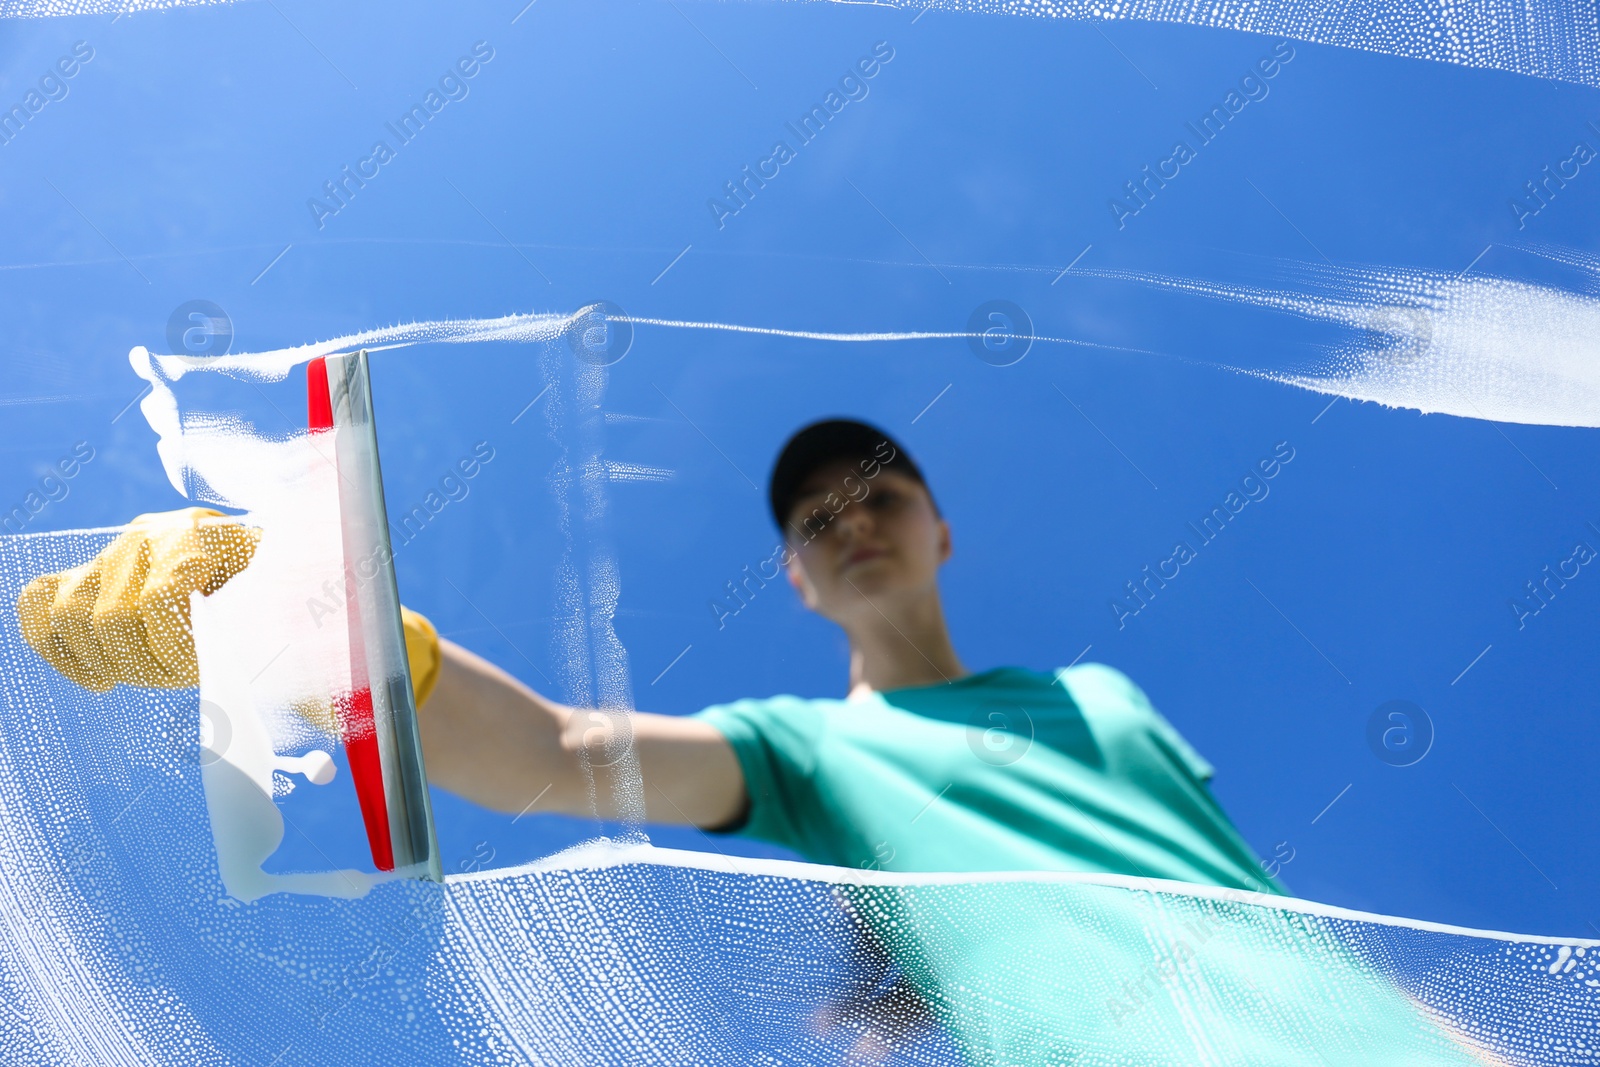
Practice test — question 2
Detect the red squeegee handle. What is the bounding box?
[308,355,334,431]
[307,356,395,871]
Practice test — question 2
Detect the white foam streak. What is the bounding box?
[144,310,576,384]
[139,265,1600,430]
[10,0,1599,94]
[150,310,1128,377]
[817,0,1600,88]
[1085,262,1600,428]
[493,841,1600,948]
[629,317,992,343]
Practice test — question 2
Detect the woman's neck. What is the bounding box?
[843,590,968,699]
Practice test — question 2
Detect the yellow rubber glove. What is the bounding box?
[17,508,259,691]
[16,507,443,707]
[401,605,441,709]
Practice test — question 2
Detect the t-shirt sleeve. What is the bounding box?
[690,696,823,851]
[1058,663,1217,784]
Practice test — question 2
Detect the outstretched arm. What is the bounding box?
[14,508,749,832]
[420,638,749,830]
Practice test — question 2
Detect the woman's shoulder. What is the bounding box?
[935,662,1150,705]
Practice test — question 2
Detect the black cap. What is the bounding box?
[768,418,927,529]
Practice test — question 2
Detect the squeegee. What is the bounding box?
[307,350,442,881]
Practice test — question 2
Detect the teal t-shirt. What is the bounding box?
[693,663,1282,895]
[694,666,1491,1066]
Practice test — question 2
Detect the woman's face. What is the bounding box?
[782,459,951,623]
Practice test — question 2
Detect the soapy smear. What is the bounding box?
[8,0,1600,93]
[2,317,1597,1061]
[533,336,648,832]
[130,251,1600,515]
[184,427,409,902]
[1079,256,1600,427]
[107,270,1600,907]
[110,344,424,901]
[0,0,1591,1053]
[130,323,654,870]
[0,604,1591,1067]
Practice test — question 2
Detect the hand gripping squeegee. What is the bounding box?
[307,351,442,882]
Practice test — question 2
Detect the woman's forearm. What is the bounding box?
[417,638,595,817]
[417,637,748,829]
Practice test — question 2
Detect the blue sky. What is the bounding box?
[1,0,1597,942]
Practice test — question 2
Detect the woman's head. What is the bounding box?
[768,420,949,626]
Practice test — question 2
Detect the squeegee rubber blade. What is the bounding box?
[308,355,397,872]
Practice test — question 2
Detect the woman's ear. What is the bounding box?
[937,518,953,565]
[786,550,819,609]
